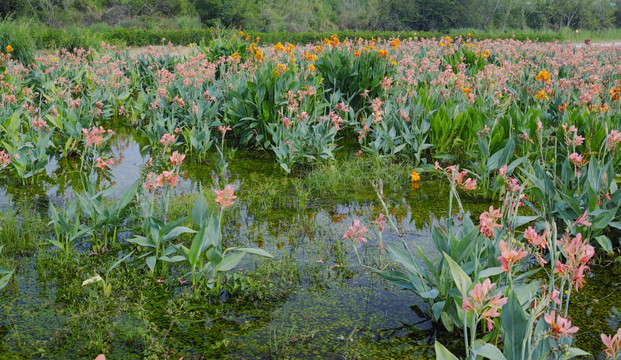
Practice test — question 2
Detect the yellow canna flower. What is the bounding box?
[535,90,549,100]
[6,45,13,52]
[411,170,421,182]
[535,70,550,82]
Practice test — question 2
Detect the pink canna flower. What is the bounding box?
[144,172,159,192]
[169,151,186,166]
[556,233,595,291]
[95,157,114,169]
[572,263,589,291]
[601,328,621,358]
[154,170,179,188]
[454,170,467,184]
[479,206,503,238]
[214,185,237,209]
[569,152,584,166]
[373,213,386,232]
[572,134,585,146]
[218,125,232,135]
[31,117,47,130]
[497,240,528,273]
[553,259,569,277]
[336,102,349,112]
[172,95,185,108]
[574,211,592,227]
[281,117,293,129]
[607,129,621,150]
[523,227,548,249]
[550,289,561,305]
[0,150,12,168]
[343,219,369,245]
[461,278,507,331]
[82,126,110,147]
[166,173,179,187]
[160,133,175,146]
[544,311,579,338]
[480,306,502,331]
[461,178,477,191]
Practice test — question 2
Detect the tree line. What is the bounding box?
[2,0,620,32]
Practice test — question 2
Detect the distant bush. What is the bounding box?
[38,26,104,51]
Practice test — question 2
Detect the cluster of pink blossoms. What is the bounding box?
[0,150,14,168]
[497,240,529,273]
[159,133,175,146]
[554,233,595,292]
[83,126,114,147]
[343,219,369,245]
[562,123,585,146]
[608,129,621,150]
[523,227,548,250]
[95,157,114,170]
[544,311,579,339]
[462,278,508,331]
[569,152,585,166]
[31,117,47,130]
[373,213,386,232]
[169,151,185,166]
[218,125,232,136]
[498,165,526,212]
[214,185,237,209]
[479,206,502,238]
[144,170,180,192]
[435,162,477,191]
[523,226,549,266]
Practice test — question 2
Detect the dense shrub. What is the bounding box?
[0,18,38,64]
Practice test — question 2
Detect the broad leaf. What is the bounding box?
[434,341,460,360]
[442,252,472,297]
[215,251,246,272]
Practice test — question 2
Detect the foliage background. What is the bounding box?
[2,0,621,33]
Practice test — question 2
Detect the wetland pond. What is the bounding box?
[0,132,619,359]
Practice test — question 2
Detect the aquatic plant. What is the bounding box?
[0,245,12,290]
[82,251,134,297]
[173,189,273,291]
[48,198,93,254]
[361,169,598,359]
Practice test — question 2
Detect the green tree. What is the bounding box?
[193,0,243,26]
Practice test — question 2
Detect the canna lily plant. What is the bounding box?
[173,187,273,292]
[0,245,13,291]
[359,167,599,359]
